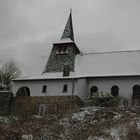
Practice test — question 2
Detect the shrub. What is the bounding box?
[88,92,120,107]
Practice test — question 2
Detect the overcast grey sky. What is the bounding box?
[1,0,140,76]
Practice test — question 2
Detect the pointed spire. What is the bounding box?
[61,9,74,41]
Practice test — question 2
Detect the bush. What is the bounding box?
[88,92,120,107]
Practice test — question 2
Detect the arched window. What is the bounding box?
[42,85,47,93]
[16,86,30,96]
[111,85,119,96]
[133,85,140,97]
[63,84,68,92]
[90,86,98,94]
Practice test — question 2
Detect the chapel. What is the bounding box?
[12,11,140,106]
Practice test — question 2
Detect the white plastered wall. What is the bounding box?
[88,76,140,101]
[12,79,78,97]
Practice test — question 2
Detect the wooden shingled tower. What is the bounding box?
[43,10,80,75]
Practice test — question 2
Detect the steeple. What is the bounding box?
[42,10,80,74]
[61,9,74,41]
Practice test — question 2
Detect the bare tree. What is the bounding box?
[0,61,21,85]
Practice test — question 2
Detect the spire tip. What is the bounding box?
[61,10,74,41]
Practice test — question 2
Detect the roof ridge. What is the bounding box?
[82,49,140,56]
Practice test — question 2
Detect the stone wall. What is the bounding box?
[0,92,13,116]
[11,96,83,116]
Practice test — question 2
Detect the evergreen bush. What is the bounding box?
[88,92,120,107]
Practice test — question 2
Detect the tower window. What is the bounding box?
[58,46,62,53]
[42,85,47,93]
[63,65,70,76]
[56,46,68,54]
[63,84,68,92]
[62,46,67,53]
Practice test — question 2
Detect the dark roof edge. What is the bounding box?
[13,77,79,81]
[13,74,140,81]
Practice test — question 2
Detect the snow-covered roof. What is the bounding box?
[13,73,79,81]
[44,49,140,78]
[74,50,140,77]
[14,50,140,81]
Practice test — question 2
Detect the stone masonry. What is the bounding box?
[11,96,82,116]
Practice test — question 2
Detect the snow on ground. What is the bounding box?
[87,136,107,140]
[0,107,140,139]
[0,116,18,124]
[72,107,99,121]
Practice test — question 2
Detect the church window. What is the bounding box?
[133,85,140,97]
[42,85,47,93]
[63,84,68,92]
[90,86,98,94]
[111,85,119,96]
[16,86,30,96]
[63,65,70,76]
[132,85,140,106]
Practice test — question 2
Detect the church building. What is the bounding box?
[12,11,140,106]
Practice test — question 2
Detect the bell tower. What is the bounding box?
[43,10,80,74]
